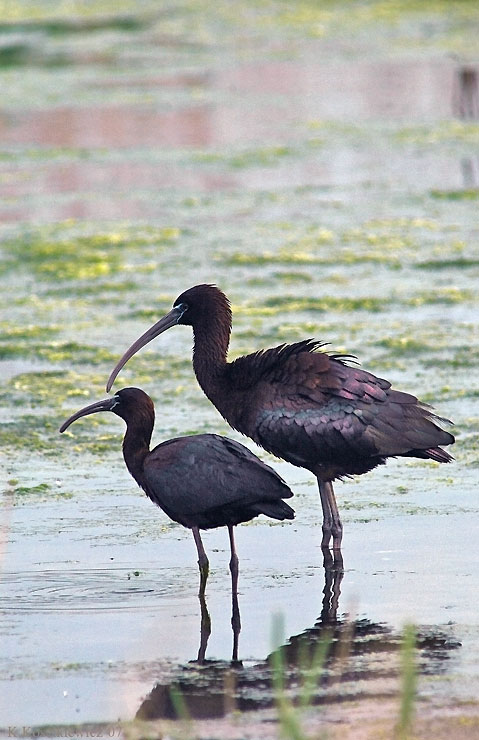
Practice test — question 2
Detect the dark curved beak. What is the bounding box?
[60,397,118,433]
[106,305,183,392]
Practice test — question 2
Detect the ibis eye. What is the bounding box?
[174,302,189,314]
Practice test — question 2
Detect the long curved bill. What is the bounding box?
[106,305,183,392]
[59,397,118,433]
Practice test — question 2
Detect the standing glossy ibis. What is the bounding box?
[59,386,295,626]
[106,284,455,550]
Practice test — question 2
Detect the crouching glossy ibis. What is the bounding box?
[106,284,455,550]
[59,387,295,606]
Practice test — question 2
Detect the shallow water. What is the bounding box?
[1,1,478,735]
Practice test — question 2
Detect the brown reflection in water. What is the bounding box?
[1,106,214,149]
[2,59,457,150]
[453,65,479,187]
[0,57,469,223]
[136,552,460,721]
[3,160,236,197]
[89,72,210,90]
[453,67,479,121]
[216,58,456,120]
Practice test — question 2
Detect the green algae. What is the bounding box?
[365,217,440,231]
[12,482,51,496]
[430,188,479,201]
[126,306,173,322]
[274,271,314,284]
[396,122,479,147]
[0,415,59,453]
[0,147,102,162]
[221,248,402,268]
[262,295,386,313]
[5,234,123,280]
[0,42,34,67]
[195,145,295,169]
[44,280,139,298]
[8,482,73,502]
[420,386,479,403]
[212,0,479,54]
[406,287,475,305]
[415,258,479,269]
[424,346,479,369]
[0,342,118,364]
[374,337,437,355]
[0,14,146,36]
[0,1,153,24]
[0,324,60,342]
[3,227,181,281]
[64,431,124,457]
[1,370,105,407]
[219,216,461,273]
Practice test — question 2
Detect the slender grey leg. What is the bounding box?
[324,481,343,550]
[192,526,209,596]
[228,525,241,662]
[318,479,333,548]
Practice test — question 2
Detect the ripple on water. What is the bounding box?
[0,567,177,612]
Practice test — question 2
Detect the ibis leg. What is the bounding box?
[324,481,343,550]
[192,526,209,596]
[318,479,333,547]
[228,525,241,662]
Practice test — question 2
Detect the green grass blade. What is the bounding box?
[396,623,417,739]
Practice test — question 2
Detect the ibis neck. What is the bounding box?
[121,416,153,486]
[192,318,230,398]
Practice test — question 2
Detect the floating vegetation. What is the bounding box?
[424,346,479,369]
[5,233,125,280]
[3,226,181,281]
[415,258,479,269]
[0,341,118,364]
[365,217,439,231]
[430,188,479,201]
[219,218,453,272]
[0,14,147,36]
[0,415,58,452]
[262,295,386,313]
[407,287,475,305]
[374,337,435,354]
[194,145,295,169]
[0,324,60,342]
[221,247,400,268]
[2,370,104,407]
[274,271,314,284]
[395,121,479,147]
[12,482,51,496]
[44,280,139,298]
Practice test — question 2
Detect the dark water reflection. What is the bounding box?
[453,64,479,188]
[137,552,461,721]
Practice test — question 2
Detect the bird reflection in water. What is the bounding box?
[136,552,460,722]
[198,550,342,667]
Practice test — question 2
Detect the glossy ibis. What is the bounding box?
[59,387,295,611]
[106,284,455,550]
